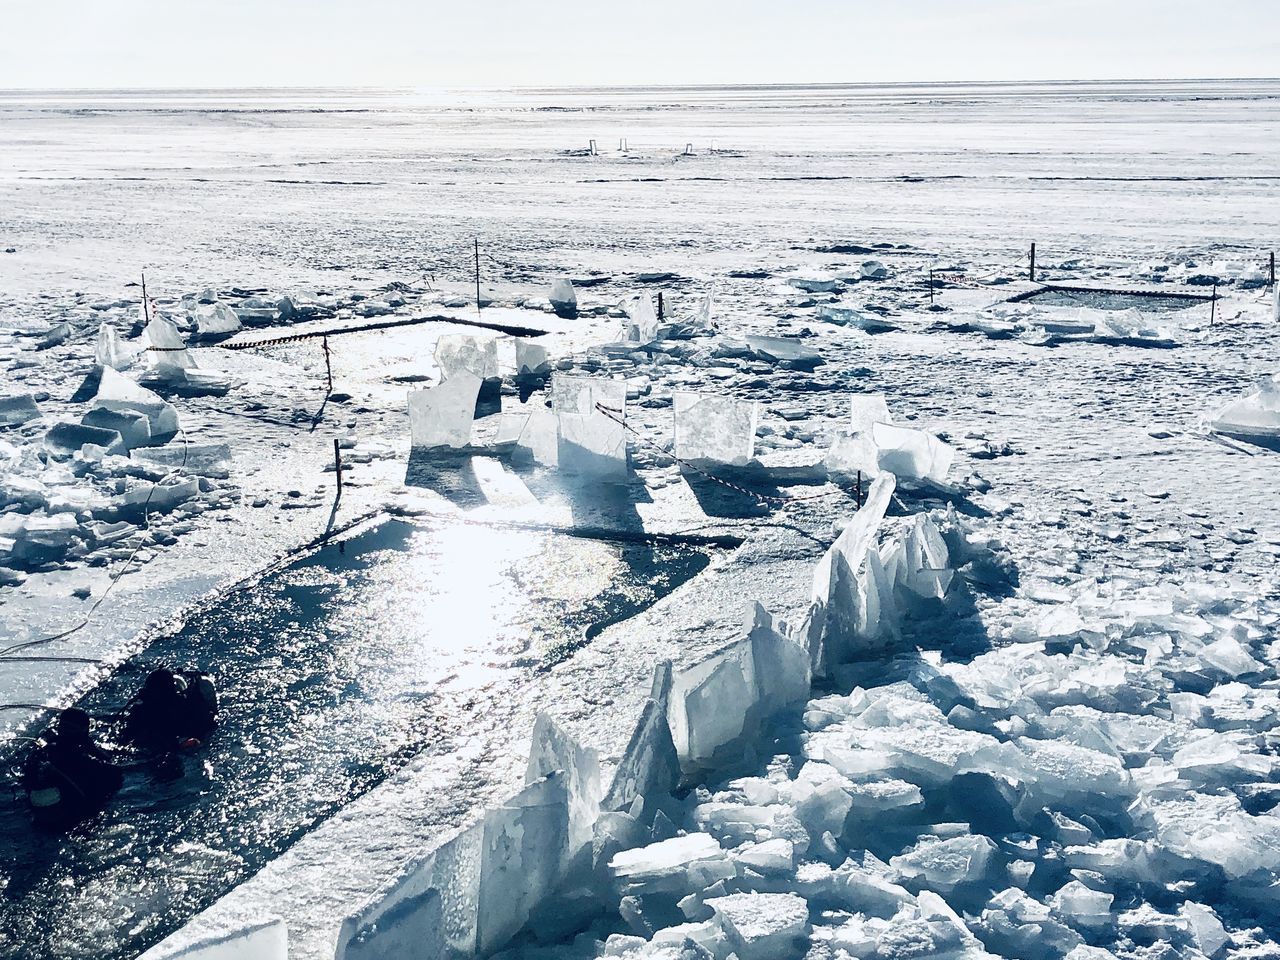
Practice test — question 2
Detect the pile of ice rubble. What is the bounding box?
[155,462,1280,960]
[0,363,235,583]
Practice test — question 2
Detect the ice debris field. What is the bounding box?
[3,82,1280,960]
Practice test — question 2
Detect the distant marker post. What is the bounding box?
[333,439,343,498]
[474,239,481,315]
[1029,243,1036,283]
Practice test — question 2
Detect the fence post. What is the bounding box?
[474,239,481,314]
[657,291,664,322]
[322,335,332,394]
[1029,243,1036,283]
[333,439,343,497]
[1270,251,1276,287]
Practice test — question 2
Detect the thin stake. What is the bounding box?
[855,470,863,509]
[333,439,343,497]
[1270,251,1276,287]
[1030,243,1036,283]
[1210,282,1217,325]
[929,267,934,305]
[322,335,332,394]
[141,273,150,324]
[657,291,664,322]
[474,239,481,315]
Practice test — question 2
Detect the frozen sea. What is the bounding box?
[1,81,1280,960]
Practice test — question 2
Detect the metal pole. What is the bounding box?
[474,239,481,314]
[1271,251,1276,287]
[855,470,863,509]
[333,439,343,497]
[1210,282,1217,326]
[1029,243,1036,283]
[929,267,934,305]
[657,292,664,322]
[322,335,332,394]
[141,273,150,324]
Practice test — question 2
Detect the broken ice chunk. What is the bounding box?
[744,335,823,369]
[890,835,997,892]
[672,392,759,466]
[551,374,627,418]
[610,833,726,891]
[870,422,954,484]
[407,372,482,449]
[1051,881,1113,928]
[620,294,659,344]
[0,394,40,427]
[81,407,151,450]
[788,273,838,293]
[434,334,498,382]
[1209,373,1280,443]
[514,339,549,376]
[94,366,180,441]
[143,314,195,371]
[194,302,242,337]
[95,324,135,371]
[548,278,577,318]
[45,422,126,457]
[850,394,891,435]
[706,892,810,960]
[132,443,231,478]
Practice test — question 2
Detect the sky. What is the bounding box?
[0,0,1276,89]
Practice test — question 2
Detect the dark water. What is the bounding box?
[0,517,711,960]
[1019,288,1201,313]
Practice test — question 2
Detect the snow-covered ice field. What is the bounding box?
[2,81,1280,960]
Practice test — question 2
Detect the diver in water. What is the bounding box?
[122,667,218,752]
[22,707,123,828]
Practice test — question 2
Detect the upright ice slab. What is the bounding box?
[95,323,135,370]
[143,315,195,372]
[514,339,549,376]
[407,372,482,449]
[673,392,759,466]
[513,405,560,467]
[549,278,578,318]
[551,375,626,417]
[435,334,499,382]
[557,410,627,480]
[621,294,659,345]
[526,712,603,858]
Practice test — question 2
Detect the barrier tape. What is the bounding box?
[593,402,845,505]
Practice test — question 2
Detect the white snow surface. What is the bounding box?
[2,81,1280,960]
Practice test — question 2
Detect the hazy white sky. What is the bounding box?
[1,0,1275,89]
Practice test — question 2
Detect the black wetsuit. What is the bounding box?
[23,731,123,827]
[123,672,216,751]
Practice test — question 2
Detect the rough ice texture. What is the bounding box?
[526,712,602,857]
[435,334,499,382]
[132,443,232,479]
[82,406,151,450]
[407,372,482,449]
[1211,373,1280,441]
[849,394,891,434]
[672,392,759,466]
[138,916,286,960]
[707,892,810,960]
[45,421,126,457]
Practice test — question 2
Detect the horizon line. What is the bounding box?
[1,75,1278,95]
